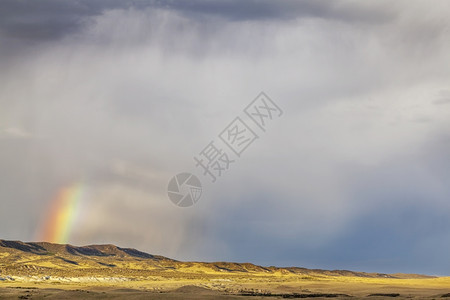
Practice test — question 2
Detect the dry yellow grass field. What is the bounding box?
[1,240,449,299]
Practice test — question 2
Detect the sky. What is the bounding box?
[1,0,450,275]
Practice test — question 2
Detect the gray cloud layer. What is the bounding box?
[1,0,450,275]
[0,0,394,39]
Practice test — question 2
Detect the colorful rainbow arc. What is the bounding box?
[36,183,85,244]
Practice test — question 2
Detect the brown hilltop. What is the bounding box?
[0,240,164,259]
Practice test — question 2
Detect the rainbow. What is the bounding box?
[36,183,85,244]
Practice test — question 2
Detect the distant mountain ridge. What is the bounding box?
[0,240,162,259]
[0,239,435,279]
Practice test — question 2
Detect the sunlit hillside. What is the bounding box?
[1,240,449,299]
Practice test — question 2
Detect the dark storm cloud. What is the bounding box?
[0,0,153,41]
[210,204,450,275]
[0,0,95,40]
[0,0,394,42]
[159,0,394,23]
[206,132,450,275]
